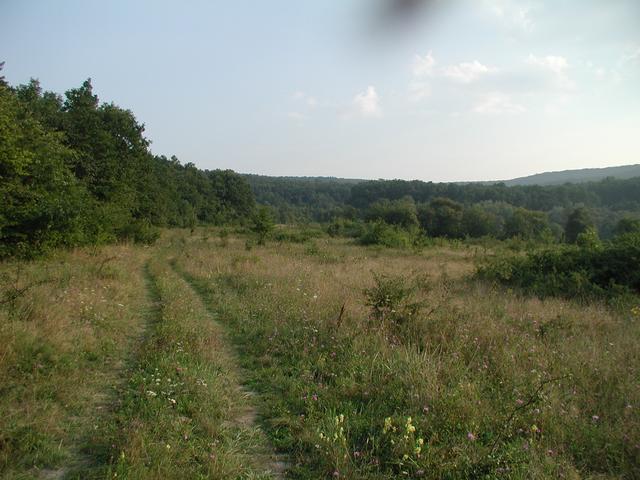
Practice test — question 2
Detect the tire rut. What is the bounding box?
[170,260,289,479]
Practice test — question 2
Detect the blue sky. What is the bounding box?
[2,0,639,181]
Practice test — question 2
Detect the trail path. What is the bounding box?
[169,259,288,478]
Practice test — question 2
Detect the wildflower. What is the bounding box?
[516,399,524,406]
[531,424,539,433]
[402,454,409,461]
[417,438,424,446]
[592,415,600,422]
[313,294,318,300]
[146,390,157,397]
[312,394,318,401]
[383,417,393,433]
[467,432,476,441]
[169,398,177,405]
[166,444,171,449]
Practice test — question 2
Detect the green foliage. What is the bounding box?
[614,217,640,236]
[366,196,419,229]
[117,219,161,245]
[364,272,423,327]
[479,233,640,299]
[462,205,500,238]
[327,218,365,238]
[250,206,275,245]
[0,85,89,258]
[358,221,414,248]
[565,207,594,243]
[0,76,256,258]
[503,208,553,241]
[417,197,464,238]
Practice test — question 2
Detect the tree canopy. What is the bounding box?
[1,74,255,258]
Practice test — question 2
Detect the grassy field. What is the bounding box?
[1,229,638,479]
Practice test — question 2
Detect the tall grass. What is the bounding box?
[177,234,639,479]
[2,231,638,478]
[0,245,151,478]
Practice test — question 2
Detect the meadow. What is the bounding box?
[1,229,638,479]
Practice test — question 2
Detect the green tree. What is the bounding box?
[366,196,418,229]
[503,208,553,241]
[417,197,463,238]
[461,205,499,238]
[565,207,594,243]
[0,85,88,258]
[251,206,275,245]
[614,217,640,237]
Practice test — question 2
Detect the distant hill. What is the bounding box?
[503,164,640,186]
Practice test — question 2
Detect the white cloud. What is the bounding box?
[473,93,525,115]
[526,54,568,75]
[352,86,382,118]
[526,54,574,90]
[442,60,496,83]
[413,52,436,77]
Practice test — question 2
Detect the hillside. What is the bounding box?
[503,164,640,186]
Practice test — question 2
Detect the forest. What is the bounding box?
[1,70,254,258]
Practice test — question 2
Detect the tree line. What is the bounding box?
[1,71,255,258]
[246,172,640,240]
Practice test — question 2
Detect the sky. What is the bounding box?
[1,0,639,182]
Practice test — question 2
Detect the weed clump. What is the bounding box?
[364,272,424,329]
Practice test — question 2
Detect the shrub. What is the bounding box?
[327,218,365,238]
[117,219,160,245]
[364,272,423,327]
[358,221,413,248]
[250,206,275,245]
[478,232,640,299]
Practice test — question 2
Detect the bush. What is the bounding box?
[250,206,275,245]
[478,232,640,299]
[364,272,423,328]
[358,221,413,248]
[117,219,160,245]
[327,218,365,238]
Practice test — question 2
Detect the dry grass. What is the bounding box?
[0,244,151,478]
[177,230,640,479]
[2,230,638,479]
